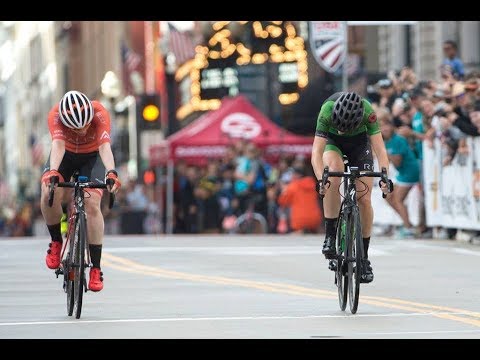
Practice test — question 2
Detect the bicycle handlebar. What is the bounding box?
[48,176,115,209]
[320,166,393,199]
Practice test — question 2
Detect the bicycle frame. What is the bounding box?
[60,182,91,268]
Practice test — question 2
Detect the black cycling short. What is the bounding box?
[43,150,105,185]
[324,132,374,171]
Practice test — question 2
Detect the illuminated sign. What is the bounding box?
[175,21,308,121]
[200,67,239,99]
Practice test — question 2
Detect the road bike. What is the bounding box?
[320,156,391,314]
[48,172,114,319]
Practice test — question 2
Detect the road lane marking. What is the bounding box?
[102,253,480,328]
[105,246,390,256]
[0,311,475,327]
[453,248,480,256]
[352,329,480,336]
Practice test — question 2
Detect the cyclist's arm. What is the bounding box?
[312,102,331,181]
[369,133,390,176]
[311,136,327,181]
[50,139,66,171]
[98,142,116,171]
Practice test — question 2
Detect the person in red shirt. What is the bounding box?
[40,90,121,292]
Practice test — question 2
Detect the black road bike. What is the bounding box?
[48,172,114,319]
[320,156,392,314]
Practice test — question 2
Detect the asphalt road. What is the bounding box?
[1,235,480,339]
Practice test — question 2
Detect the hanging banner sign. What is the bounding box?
[309,21,347,73]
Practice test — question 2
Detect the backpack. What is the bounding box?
[251,162,270,192]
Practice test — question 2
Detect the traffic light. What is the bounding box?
[137,93,161,130]
[143,168,156,186]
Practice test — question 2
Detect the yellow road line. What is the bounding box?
[102,253,480,327]
[102,259,337,300]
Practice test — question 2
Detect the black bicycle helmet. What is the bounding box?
[331,92,364,132]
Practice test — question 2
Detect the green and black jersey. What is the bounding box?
[315,92,380,138]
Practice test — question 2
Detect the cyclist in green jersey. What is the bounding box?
[311,92,393,283]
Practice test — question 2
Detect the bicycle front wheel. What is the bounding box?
[65,234,75,316]
[348,206,363,314]
[335,212,348,311]
[73,212,87,319]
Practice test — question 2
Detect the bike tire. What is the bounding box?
[73,212,87,319]
[348,206,362,314]
[65,238,75,316]
[335,212,348,311]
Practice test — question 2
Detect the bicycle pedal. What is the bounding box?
[328,260,337,271]
[55,268,64,278]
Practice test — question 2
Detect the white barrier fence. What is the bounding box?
[372,137,480,230]
[423,137,480,230]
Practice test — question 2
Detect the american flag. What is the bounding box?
[168,22,196,66]
[30,134,44,167]
[121,42,141,94]
[121,43,141,73]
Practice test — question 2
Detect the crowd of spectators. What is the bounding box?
[171,140,322,234]
[367,40,480,239]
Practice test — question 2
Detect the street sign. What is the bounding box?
[309,21,347,73]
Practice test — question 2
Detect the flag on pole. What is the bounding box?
[168,22,196,66]
[121,42,142,94]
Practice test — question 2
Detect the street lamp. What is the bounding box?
[101,71,121,101]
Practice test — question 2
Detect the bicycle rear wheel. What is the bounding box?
[72,212,87,319]
[348,206,363,314]
[335,212,348,311]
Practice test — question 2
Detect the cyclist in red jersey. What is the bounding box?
[40,90,121,292]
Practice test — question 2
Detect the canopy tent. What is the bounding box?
[149,95,313,166]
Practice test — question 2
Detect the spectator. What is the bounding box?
[377,78,400,111]
[234,143,260,213]
[379,110,419,238]
[266,183,279,233]
[442,40,465,80]
[179,165,199,233]
[468,100,480,133]
[448,83,480,137]
[277,167,322,234]
[194,177,221,233]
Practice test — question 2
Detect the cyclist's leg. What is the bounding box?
[41,152,73,226]
[344,134,375,282]
[81,152,105,248]
[81,152,105,291]
[41,152,73,269]
[322,138,344,257]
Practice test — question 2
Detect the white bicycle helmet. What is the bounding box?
[58,90,94,129]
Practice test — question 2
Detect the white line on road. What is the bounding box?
[352,329,480,336]
[0,311,475,327]
[453,248,480,256]
[105,246,391,256]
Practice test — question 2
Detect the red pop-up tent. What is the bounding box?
[149,95,313,166]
